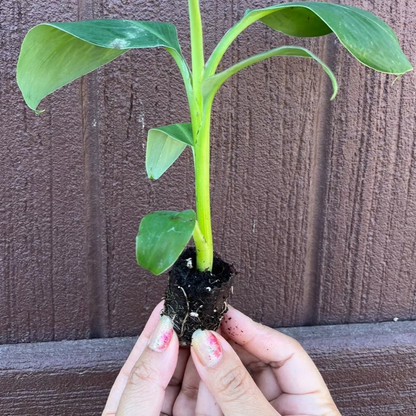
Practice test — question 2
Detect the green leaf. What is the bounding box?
[250,2,413,75]
[146,123,193,180]
[202,46,338,102]
[207,2,412,77]
[136,210,196,275]
[17,19,187,113]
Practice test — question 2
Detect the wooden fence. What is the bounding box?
[0,0,415,413]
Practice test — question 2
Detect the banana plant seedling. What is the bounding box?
[17,1,412,344]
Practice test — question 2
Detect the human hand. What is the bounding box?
[102,301,179,415]
[102,302,341,416]
[189,305,341,415]
[102,301,223,416]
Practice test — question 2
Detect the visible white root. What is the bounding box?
[177,285,190,337]
[220,301,228,315]
[191,304,204,318]
[185,257,193,269]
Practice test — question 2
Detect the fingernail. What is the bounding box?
[192,330,223,367]
[148,315,174,352]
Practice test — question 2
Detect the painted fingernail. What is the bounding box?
[148,315,174,352]
[192,330,223,367]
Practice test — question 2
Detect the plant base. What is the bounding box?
[162,247,234,346]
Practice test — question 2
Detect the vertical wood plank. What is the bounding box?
[0,1,90,343]
[316,0,416,324]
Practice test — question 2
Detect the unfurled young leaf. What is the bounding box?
[202,46,338,103]
[146,123,193,180]
[136,210,196,275]
[17,20,188,113]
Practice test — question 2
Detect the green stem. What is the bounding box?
[192,219,206,259]
[193,99,213,271]
[189,0,205,100]
[205,11,269,77]
[188,0,213,271]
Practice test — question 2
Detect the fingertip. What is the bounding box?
[191,330,224,368]
[148,315,175,353]
[220,307,305,363]
[165,324,180,355]
[220,306,258,342]
[190,330,276,415]
[102,301,173,415]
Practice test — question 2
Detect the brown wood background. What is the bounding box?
[0,0,415,413]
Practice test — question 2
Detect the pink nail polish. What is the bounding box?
[192,330,223,367]
[148,315,174,352]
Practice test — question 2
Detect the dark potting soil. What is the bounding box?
[162,247,234,346]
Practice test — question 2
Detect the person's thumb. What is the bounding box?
[191,330,278,416]
[115,315,179,416]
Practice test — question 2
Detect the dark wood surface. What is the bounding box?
[316,1,416,325]
[0,0,415,341]
[0,0,91,344]
[0,320,415,415]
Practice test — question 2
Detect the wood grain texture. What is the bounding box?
[316,0,416,324]
[0,320,414,415]
[0,0,415,343]
[0,1,90,343]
